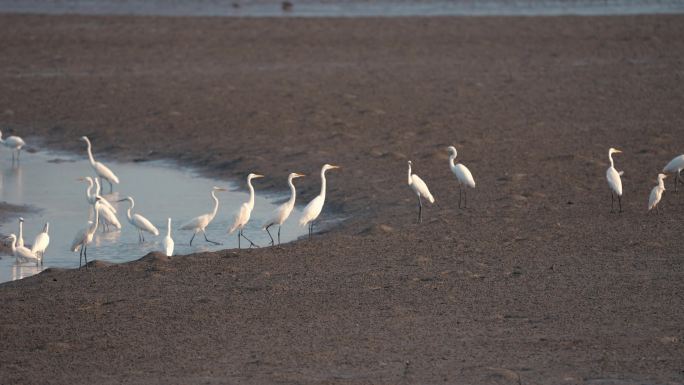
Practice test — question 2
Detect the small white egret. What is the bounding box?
[17,217,25,248]
[648,173,667,213]
[0,130,26,162]
[407,160,435,223]
[606,148,624,213]
[229,173,264,248]
[80,136,120,192]
[6,233,40,264]
[77,177,117,214]
[31,222,50,261]
[447,146,475,208]
[263,172,305,246]
[162,218,174,257]
[179,186,226,245]
[299,164,340,239]
[95,200,121,232]
[663,154,684,192]
[71,199,102,268]
[117,196,159,243]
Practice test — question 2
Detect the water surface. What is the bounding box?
[0,149,309,283]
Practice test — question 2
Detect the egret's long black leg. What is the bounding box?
[189,232,196,245]
[109,179,113,193]
[265,224,275,246]
[79,245,83,268]
[618,195,623,213]
[675,174,678,192]
[237,232,241,249]
[240,230,259,248]
[459,184,462,208]
[278,225,281,245]
[464,188,468,209]
[611,193,615,213]
[83,245,88,268]
[417,196,423,223]
[309,222,313,239]
[203,230,221,245]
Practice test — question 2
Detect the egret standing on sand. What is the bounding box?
[162,218,174,256]
[447,146,476,208]
[263,172,305,246]
[81,136,120,192]
[663,154,684,192]
[6,234,40,264]
[31,222,50,260]
[229,173,264,248]
[606,147,624,213]
[71,198,102,268]
[0,130,25,162]
[299,164,340,239]
[180,186,226,245]
[648,174,667,213]
[407,160,435,223]
[117,196,159,242]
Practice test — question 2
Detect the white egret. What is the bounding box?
[407,160,435,223]
[5,234,40,264]
[31,222,50,260]
[77,177,117,214]
[162,218,174,257]
[0,130,26,162]
[80,136,120,192]
[447,146,476,208]
[179,186,226,245]
[229,173,264,248]
[17,217,25,248]
[71,199,102,268]
[93,178,117,212]
[94,200,121,232]
[299,164,340,238]
[117,196,159,242]
[663,155,684,192]
[648,174,667,213]
[606,148,624,213]
[263,172,305,246]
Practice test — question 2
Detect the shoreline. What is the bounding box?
[0,13,683,384]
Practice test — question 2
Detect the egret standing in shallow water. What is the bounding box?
[117,196,159,243]
[81,136,120,192]
[299,164,340,239]
[447,146,476,208]
[648,174,667,213]
[31,222,50,261]
[263,172,305,245]
[6,233,40,264]
[663,154,684,192]
[0,130,25,162]
[407,160,435,223]
[606,147,624,213]
[180,186,226,245]
[71,198,102,268]
[229,173,264,248]
[162,218,174,256]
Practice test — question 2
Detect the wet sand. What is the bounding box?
[0,14,683,384]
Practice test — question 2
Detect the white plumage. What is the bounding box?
[229,173,264,248]
[0,130,26,161]
[118,196,159,242]
[648,174,667,213]
[447,145,475,208]
[6,233,40,264]
[17,217,25,248]
[71,200,102,268]
[162,218,174,257]
[263,172,305,245]
[663,154,684,192]
[299,164,340,239]
[606,148,623,212]
[31,222,50,260]
[81,136,120,192]
[407,160,434,223]
[180,186,226,245]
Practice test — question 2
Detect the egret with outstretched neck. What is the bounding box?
[31,222,50,261]
[407,160,435,223]
[648,173,667,213]
[17,217,24,248]
[117,196,159,242]
[162,218,174,256]
[447,146,475,208]
[6,233,40,264]
[663,154,684,192]
[299,164,340,239]
[180,186,226,245]
[71,199,102,268]
[0,130,26,162]
[77,177,117,214]
[80,136,120,192]
[263,172,305,245]
[606,147,624,213]
[229,173,264,248]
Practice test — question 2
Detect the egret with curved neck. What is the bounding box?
[606,147,624,213]
[299,164,340,239]
[6,233,40,264]
[17,217,24,248]
[447,146,476,208]
[407,160,435,223]
[263,172,305,245]
[117,196,159,242]
[229,173,264,248]
[31,222,50,261]
[180,186,227,245]
[648,173,667,213]
[71,199,102,268]
[80,136,120,193]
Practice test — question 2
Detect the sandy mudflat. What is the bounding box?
[0,13,683,384]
